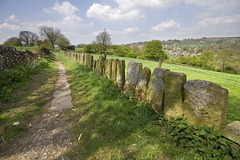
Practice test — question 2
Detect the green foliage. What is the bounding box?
[0,55,53,102]
[143,40,168,60]
[162,116,240,159]
[83,44,94,53]
[215,49,240,74]
[57,36,71,50]
[199,50,215,69]
[3,37,22,46]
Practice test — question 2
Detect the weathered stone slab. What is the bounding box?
[135,67,151,102]
[97,56,105,75]
[111,59,119,82]
[183,80,228,131]
[104,59,113,79]
[124,61,143,95]
[116,60,125,90]
[84,53,92,68]
[223,121,240,145]
[164,71,186,118]
[79,54,85,65]
[147,68,170,113]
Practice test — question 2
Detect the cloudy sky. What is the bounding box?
[0,0,240,45]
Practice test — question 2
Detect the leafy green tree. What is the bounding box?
[143,40,168,60]
[39,25,63,50]
[57,36,70,50]
[215,49,240,73]
[83,44,93,53]
[96,29,111,57]
[199,50,215,69]
[3,37,22,46]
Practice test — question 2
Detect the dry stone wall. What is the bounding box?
[0,46,38,71]
[65,52,230,132]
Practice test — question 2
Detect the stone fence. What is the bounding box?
[65,52,239,145]
[0,46,38,71]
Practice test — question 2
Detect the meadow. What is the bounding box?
[91,54,240,124]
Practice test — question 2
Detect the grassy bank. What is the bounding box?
[0,54,58,145]
[14,46,37,52]
[58,52,189,159]
[91,54,240,124]
[59,52,240,159]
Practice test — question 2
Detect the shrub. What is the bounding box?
[159,116,240,159]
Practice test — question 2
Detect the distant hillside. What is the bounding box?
[126,37,240,52]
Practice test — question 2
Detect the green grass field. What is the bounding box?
[91,54,240,124]
[59,52,240,159]
[14,46,37,52]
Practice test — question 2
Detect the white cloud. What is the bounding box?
[86,3,141,20]
[6,15,19,22]
[116,0,182,11]
[43,1,78,16]
[122,27,139,33]
[86,0,181,21]
[185,0,240,12]
[0,23,20,30]
[62,15,82,24]
[152,20,181,31]
[198,14,240,26]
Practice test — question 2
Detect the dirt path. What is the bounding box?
[1,56,74,160]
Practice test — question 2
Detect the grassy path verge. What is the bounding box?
[58,52,192,159]
[0,54,58,151]
[92,54,240,124]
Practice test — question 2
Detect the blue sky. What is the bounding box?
[0,0,240,45]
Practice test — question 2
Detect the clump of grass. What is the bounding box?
[0,54,54,103]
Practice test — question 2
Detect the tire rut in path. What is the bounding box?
[1,56,74,160]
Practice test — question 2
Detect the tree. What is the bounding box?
[142,40,168,61]
[19,31,39,46]
[57,36,70,50]
[95,29,111,57]
[215,49,240,73]
[83,44,93,53]
[39,25,63,50]
[199,51,215,69]
[3,37,22,46]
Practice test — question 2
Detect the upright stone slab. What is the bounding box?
[147,68,170,113]
[80,54,85,65]
[104,59,113,79]
[223,121,240,145]
[97,56,105,75]
[85,53,92,68]
[164,71,186,118]
[135,67,151,102]
[111,59,119,82]
[124,61,143,95]
[183,80,228,131]
[116,60,125,90]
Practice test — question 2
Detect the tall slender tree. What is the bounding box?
[96,29,111,58]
